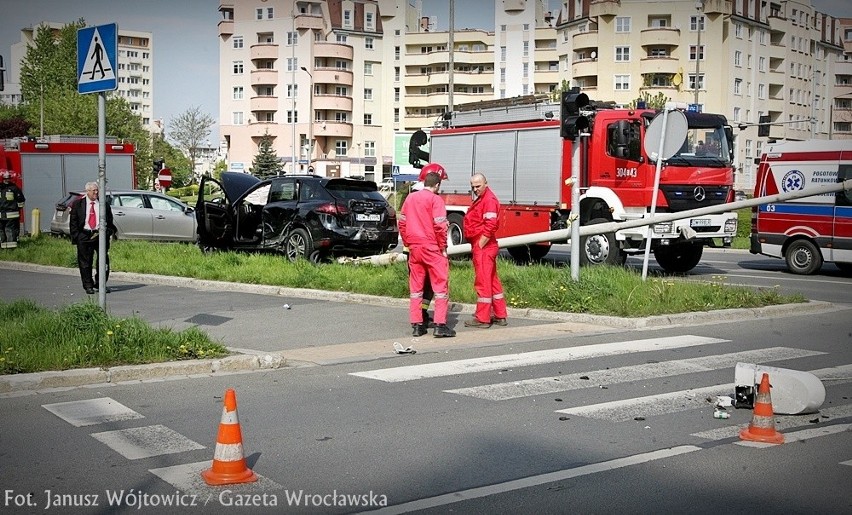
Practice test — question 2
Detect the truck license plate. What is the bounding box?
[690,218,711,227]
[356,214,381,222]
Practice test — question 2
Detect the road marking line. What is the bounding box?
[557,384,734,421]
[448,347,823,401]
[362,446,701,515]
[692,403,852,440]
[150,460,282,497]
[43,397,144,427]
[734,423,850,447]
[350,335,728,382]
[90,424,205,460]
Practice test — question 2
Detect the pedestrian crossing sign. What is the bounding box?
[77,23,118,94]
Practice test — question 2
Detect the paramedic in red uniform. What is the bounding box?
[398,171,456,338]
[463,172,508,328]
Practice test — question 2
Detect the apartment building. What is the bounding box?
[3,22,156,131]
[218,0,418,180]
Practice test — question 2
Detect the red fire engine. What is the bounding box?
[0,136,136,234]
[422,94,738,273]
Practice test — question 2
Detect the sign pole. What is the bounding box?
[642,108,668,281]
[97,92,107,307]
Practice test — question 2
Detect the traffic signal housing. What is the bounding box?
[757,115,771,137]
[560,88,590,140]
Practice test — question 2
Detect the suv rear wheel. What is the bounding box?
[284,228,318,263]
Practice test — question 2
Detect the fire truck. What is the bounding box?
[750,139,852,275]
[424,94,738,272]
[0,136,136,234]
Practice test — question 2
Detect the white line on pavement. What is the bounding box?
[350,335,728,382]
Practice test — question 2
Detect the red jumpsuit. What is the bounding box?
[463,186,508,323]
[398,189,450,325]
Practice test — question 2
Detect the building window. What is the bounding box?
[691,15,705,31]
[256,8,263,20]
[523,41,529,57]
[733,107,741,121]
[335,113,349,123]
[394,88,400,102]
[365,37,374,50]
[615,46,630,62]
[266,7,273,19]
[615,17,631,32]
[614,74,630,90]
[395,46,400,60]
[735,23,742,38]
[501,46,506,61]
[287,57,298,71]
[336,33,347,44]
[689,45,704,61]
[523,63,528,77]
[364,113,373,125]
[394,67,400,81]
[336,140,348,155]
[365,62,373,75]
[364,141,375,157]
[688,73,705,90]
[366,13,374,29]
[287,32,298,45]
[364,88,373,100]
[335,86,348,96]
[394,108,399,123]
[233,112,243,124]
[500,67,506,82]
[343,10,352,27]
[233,61,243,74]
[287,84,298,97]
[233,36,243,49]
[734,51,742,67]
[233,86,243,100]
[734,79,742,94]
[287,110,298,123]
[758,84,766,99]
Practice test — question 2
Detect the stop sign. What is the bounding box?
[157,168,172,188]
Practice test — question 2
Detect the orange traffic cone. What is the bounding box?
[739,373,784,444]
[202,388,258,485]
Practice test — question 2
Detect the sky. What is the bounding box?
[1,0,851,145]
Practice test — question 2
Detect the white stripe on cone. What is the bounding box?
[213,442,245,462]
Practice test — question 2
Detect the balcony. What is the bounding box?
[294,12,323,31]
[250,69,278,86]
[767,95,785,113]
[701,0,731,14]
[314,42,353,61]
[639,57,679,75]
[313,94,353,112]
[589,0,619,17]
[573,31,598,50]
[452,50,491,66]
[250,96,278,112]
[640,28,680,47]
[314,120,352,138]
[245,122,277,138]
[218,19,234,37]
[453,70,492,86]
[250,43,278,60]
[572,59,598,78]
[314,68,353,87]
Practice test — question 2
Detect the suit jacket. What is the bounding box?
[69,196,117,244]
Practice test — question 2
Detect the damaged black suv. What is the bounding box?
[196,173,398,262]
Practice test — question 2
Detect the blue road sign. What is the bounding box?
[77,24,118,94]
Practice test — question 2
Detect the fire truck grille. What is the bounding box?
[660,185,730,212]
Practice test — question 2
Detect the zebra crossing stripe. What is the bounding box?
[350,335,728,382]
[692,401,852,441]
[734,423,851,447]
[43,397,144,427]
[446,347,824,401]
[556,384,735,421]
[90,424,205,460]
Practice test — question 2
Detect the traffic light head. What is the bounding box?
[560,88,590,140]
[757,115,770,137]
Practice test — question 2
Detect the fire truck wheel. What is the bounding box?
[579,218,621,266]
[507,244,550,263]
[653,242,703,273]
[784,239,822,275]
[447,213,466,247]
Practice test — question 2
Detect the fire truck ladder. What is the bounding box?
[438,94,560,128]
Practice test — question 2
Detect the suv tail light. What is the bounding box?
[315,202,350,216]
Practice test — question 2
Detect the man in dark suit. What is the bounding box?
[69,181,117,294]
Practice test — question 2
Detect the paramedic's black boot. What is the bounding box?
[433,324,456,338]
[411,323,428,337]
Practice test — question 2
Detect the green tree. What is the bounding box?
[149,134,192,190]
[168,106,214,178]
[549,79,571,103]
[17,21,151,186]
[252,132,282,179]
[0,105,30,138]
[629,92,670,110]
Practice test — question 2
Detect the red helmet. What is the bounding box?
[418,162,448,182]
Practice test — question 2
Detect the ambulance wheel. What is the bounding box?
[654,242,703,273]
[579,218,621,266]
[784,239,822,275]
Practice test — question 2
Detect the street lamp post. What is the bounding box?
[694,1,704,107]
[301,66,313,172]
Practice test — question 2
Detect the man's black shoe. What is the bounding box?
[411,323,428,337]
[433,324,456,338]
[85,288,95,295]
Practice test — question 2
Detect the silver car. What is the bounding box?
[51,190,197,242]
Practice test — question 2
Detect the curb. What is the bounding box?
[0,262,842,394]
